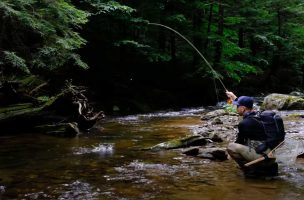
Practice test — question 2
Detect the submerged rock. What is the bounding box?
[183,147,228,161]
[183,147,200,156]
[197,148,228,161]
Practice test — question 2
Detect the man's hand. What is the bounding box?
[225,91,237,101]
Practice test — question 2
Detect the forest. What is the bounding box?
[1,0,304,114]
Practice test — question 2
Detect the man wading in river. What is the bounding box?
[225,91,284,177]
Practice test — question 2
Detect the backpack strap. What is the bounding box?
[247,112,267,135]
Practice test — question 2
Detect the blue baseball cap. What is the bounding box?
[233,96,253,108]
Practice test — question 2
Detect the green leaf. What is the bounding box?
[192,1,210,10]
[166,14,187,24]
[254,35,274,47]
[224,61,257,82]
[89,0,135,15]
[115,40,150,49]
[225,16,246,25]
[0,0,90,74]
[148,53,171,62]
[70,54,89,70]
[222,41,243,58]
[3,51,30,74]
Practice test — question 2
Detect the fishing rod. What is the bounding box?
[148,22,228,92]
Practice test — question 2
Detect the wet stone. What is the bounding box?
[210,133,224,143]
[183,147,200,156]
[197,148,228,161]
[211,117,223,125]
[24,192,49,199]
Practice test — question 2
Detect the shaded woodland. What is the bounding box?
[1,0,304,115]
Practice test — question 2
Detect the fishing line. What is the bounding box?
[148,22,228,92]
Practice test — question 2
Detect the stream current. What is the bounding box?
[0,107,303,199]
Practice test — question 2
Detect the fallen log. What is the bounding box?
[35,122,79,137]
[0,79,104,136]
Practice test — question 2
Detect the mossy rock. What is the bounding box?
[0,92,68,133]
[0,103,34,115]
[0,92,64,122]
[0,103,41,121]
[149,135,208,151]
[261,93,304,110]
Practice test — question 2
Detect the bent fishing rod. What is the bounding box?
[148,22,228,92]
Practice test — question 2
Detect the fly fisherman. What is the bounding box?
[225,91,281,177]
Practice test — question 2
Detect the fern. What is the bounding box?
[166,14,187,24]
[115,40,150,49]
[224,61,257,82]
[0,0,90,74]
[3,51,30,74]
[70,54,89,69]
[87,0,135,15]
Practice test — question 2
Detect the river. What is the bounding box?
[0,108,303,199]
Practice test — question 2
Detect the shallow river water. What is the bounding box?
[0,108,304,199]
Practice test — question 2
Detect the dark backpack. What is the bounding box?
[251,111,285,149]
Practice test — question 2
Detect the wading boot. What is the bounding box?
[243,162,278,178]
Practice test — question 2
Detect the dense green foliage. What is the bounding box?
[117,0,304,90]
[0,0,89,76]
[1,0,304,113]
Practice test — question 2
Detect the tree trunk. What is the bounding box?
[204,2,214,49]
[214,0,224,65]
[277,9,282,36]
[158,19,166,51]
[238,27,244,48]
[0,15,5,49]
[249,35,257,56]
[192,12,203,66]
[170,32,176,61]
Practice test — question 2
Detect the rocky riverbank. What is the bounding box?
[150,93,304,162]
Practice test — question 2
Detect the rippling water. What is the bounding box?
[0,108,303,199]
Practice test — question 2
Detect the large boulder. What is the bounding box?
[201,109,227,120]
[261,93,304,110]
